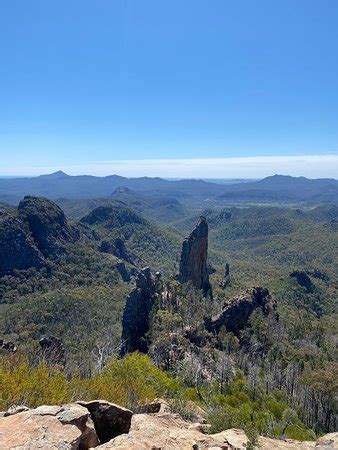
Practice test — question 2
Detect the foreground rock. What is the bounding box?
[0,403,99,449]
[120,267,157,355]
[97,413,337,449]
[0,401,336,449]
[205,287,278,336]
[97,413,243,449]
[77,400,132,444]
[178,216,212,298]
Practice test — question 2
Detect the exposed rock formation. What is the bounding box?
[0,403,99,449]
[0,400,336,449]
[18,196,79,257]
[0,213,44,276]
[219,262,231,289]
[39,336,66,366]
[289,270,315,293]
[77,400,132,444]
[98,412,243,449]
[120,267,157,356]
[205,287,278,336]
[100,238,134,264]
[178,216,212,298]
[115,261,131,282]
[0,196,79,276]
[0,339,17,353]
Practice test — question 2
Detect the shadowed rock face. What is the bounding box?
[18,196,79,257]
[120,267,156,356]
[100,238,134,264]
[0,213,45,275]
[77,400,133,444]
[205,287,278,336]
[289,270,315,293]
[178,217,212,298]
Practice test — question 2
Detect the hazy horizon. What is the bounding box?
[1,155,337,179]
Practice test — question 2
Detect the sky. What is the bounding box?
[0,0,337,178]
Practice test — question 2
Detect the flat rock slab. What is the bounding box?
[0,413,81,449]
[0,403,99,450]
[96,412,237,449]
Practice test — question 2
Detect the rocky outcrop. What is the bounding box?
[0,339,17,353]
[205,287,278,336]
[219,262,231,289]
[98,413,243,449]
[39,336,66,366]
[0,403,99,449]
[18,196,79,257]
[120,267,157,356]
[100,238,134,264]
[177,217,212,298]
[0,400,336,449]
[77,400,132,444]
[289,270,315,293]
[0,196,79,276]
[0,213,45,276]
[115,261,131,282]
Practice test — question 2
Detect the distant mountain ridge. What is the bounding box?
[0,171,337,204]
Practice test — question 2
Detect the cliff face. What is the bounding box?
[120,267,157,356]
[205,287,278,336]
[0,212,45,276]
[178,217,212,298]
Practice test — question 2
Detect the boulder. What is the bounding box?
[0,403,99,449]
[138,398,171,414]
[177,216,212,298]
[205,287,278,336]
[77,400,133,444]
[120,267,156,355]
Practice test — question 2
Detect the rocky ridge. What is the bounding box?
[205,287,279,336]
[0,399,336,449]
[0,196,79,276]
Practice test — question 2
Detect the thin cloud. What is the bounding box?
[1,155,337,178]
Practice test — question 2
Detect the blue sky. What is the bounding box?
[0,0,337,177]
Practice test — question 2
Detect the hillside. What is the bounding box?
[0,194,337,444]
[0,172,337,204]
